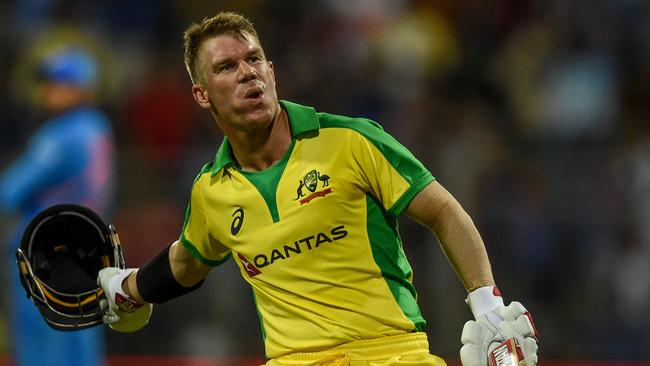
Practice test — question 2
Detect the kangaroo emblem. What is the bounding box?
[295,169,332,202]
[295,180,306,200]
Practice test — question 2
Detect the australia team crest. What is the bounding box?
[295,169,332,205]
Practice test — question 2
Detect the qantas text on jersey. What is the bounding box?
[252,225,348,268]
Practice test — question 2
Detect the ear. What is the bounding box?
[192,84,211,109]
[268,60,274,71]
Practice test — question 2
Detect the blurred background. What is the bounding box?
[0,0,649,364]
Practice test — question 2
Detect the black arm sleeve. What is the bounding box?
[136,245,204,304]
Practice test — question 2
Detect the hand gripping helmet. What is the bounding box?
[16,204,125,331]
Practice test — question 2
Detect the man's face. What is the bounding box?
[193,33,278,133]
[39,82,88,114]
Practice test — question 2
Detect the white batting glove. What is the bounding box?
[97,267,153,333]
[460,286,539,366]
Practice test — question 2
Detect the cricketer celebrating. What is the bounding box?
[98,12,539,366]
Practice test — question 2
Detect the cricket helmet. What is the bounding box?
[16,204,125,331]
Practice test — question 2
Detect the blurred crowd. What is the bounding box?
[1,0,649,361]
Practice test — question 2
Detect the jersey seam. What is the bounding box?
[319,125,432,216]
[181,166,231,267]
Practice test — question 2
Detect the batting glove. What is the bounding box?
[460,286,538,366]
[97,267,153,333]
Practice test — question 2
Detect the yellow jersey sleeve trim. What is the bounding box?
[388,173,435,217]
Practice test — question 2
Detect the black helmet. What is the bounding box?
[16,204,125,331]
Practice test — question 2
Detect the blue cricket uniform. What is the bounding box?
[0,106,116,366]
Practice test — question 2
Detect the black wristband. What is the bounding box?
[136,245,204,304]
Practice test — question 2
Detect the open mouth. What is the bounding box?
[245,87,264,100]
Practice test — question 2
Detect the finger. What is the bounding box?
[100,299,109,313]
[480,312,503,331]
[107,299,119,312]
[497,321,524,346]
[521,337,539,365]
[97,267,119,288]
[462,320,493,345]
[103,312,120,324]
[460,343,486,366]
[501,302,538,339]
[502,301,527,320]
[97,268,110,286]
[514,314,536,338]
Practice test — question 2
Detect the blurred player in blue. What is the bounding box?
[0,47,115,366]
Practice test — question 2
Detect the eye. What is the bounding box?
[218,63,234,73]
[248,55,262,64]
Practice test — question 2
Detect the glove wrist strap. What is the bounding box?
[466,285,504,318]
[108,268,143,312]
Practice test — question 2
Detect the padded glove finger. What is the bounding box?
[460,343,486,366]
[461,320,501,366]
[513,314,536,338]
[462,320,493,345]
[499,301,526,320]
[521,337,539,365]
[497,322,539,366]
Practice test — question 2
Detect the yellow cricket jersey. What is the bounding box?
[180,100,435,359]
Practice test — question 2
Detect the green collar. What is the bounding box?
[211,100,320,176]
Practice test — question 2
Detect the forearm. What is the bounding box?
[123,240,211,304]
[406,181,494,291]
[433,199,494,291]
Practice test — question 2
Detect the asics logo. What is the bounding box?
[231,208,244,235]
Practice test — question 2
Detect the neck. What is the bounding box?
[228,107,291,172]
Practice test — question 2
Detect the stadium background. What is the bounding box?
[0,0,648,364]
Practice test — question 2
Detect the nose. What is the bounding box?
[237,61,258,83]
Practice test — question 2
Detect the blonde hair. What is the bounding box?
[183,11,259,84]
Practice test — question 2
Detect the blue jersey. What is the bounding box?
[0,106,116,366]
[0,106,115,217]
